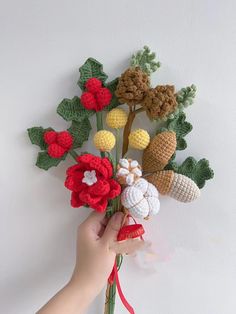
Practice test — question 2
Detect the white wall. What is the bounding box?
[1,0,236,313]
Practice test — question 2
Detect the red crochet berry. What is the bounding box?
[96,87,112,110]
[81,92,97,110]
[43,131,57,145]
[85,78,102,94]
[57,131,73,149]
[48,143,66,158]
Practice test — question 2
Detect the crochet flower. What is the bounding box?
[65,154,121,212]
[116,158,142,185]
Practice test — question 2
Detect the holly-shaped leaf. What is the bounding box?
[27,127,53,150]
[78,58,108,91]
[166,157,214,188]
[105,78,121,111]
[36,151,67,170]
[57,96,94,122]
[166,112,193,150]
[68,118,92,149]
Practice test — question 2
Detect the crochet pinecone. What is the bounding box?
[115,67,150,106]
[141,85,177,120]
[146,170,200,203]
[142,131,177,173]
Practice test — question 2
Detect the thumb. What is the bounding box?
[102,212,124,245]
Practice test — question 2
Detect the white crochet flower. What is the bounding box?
[121,178,160,219]
[116,158,142,186]
[82,170,97,186]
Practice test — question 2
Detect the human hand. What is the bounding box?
[70,211,143,300]
[37,211,143,314]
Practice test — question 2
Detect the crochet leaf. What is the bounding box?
[27,127,53,150]
[105,78,121,110]
[78,58,108,91]
[130,46,161,75]
[176,84,197,111]
[57,96,94,122]
[36,151,67,170]
[166,112,193,150]
[166,157,214,188]
[68,118,92,149]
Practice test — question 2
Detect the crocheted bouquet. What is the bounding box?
[27,46,214,314]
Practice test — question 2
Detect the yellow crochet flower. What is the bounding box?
[106,108,128,129]
[93,130,116,152]
[129,129,150,150]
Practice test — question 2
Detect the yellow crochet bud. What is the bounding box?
[106,108,128,129]
[93,130,116,152]
[129,129,150,150]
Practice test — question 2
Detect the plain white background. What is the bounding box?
[1,0,236,313]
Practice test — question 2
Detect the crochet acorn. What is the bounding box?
[121,178,160,219]
[146,170,200,203]
[142,131,177,172]
[93,130,116,152]
[141,85,177,120]
[106,108,128,129]
[115,67,150,106]
[129,129,150,150]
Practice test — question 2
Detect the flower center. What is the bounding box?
[82,170,97,186]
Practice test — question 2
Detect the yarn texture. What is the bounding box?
[141,85,177,120]
[106,108,128,129]
[115,67,149,105]
[94,130,116,152]
[142,131,176,172]
[121,178,160,219]
[129,129,150,150]
[116,158,142,185]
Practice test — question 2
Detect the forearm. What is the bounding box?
[37,279,94,314]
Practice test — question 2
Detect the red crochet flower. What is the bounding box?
[65,154,121,212]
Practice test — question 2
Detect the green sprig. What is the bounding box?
[130,45,161,75]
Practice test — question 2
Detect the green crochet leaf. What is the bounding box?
[166,112,193,150]
[166,157,214,189]
[57,96,94,122]
[105,78,121,110]
[130,45,161,75]
[68,118,92,149]
[78,58,108,91]
[36,151,67,170]
[176,84,197,110]
[27,127,53,150]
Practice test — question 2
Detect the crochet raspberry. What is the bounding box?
[85,78,102,94]
[43,131,57,145]
[81,92,97,110]
[96,87,112,110]
[65,153,121,212]
[57,131,73,149]
[48,143,66,158]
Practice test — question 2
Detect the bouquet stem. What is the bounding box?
[104,255,122,314]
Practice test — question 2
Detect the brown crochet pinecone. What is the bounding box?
[115,67,150,106]
[141,85,177,120]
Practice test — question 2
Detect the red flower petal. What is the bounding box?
[79,190,102,205]
[77,153,95,164]
[71,192,85,208]
[91,197,108,212]
[108,179,121,199]
[88,179,110,196]
[101,157,113,178]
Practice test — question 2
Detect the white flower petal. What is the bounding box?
[130,160,139,168]
[131,168,142,177]
[126,173,135,185]
[119,158,129,169]
[117,168,129,176]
